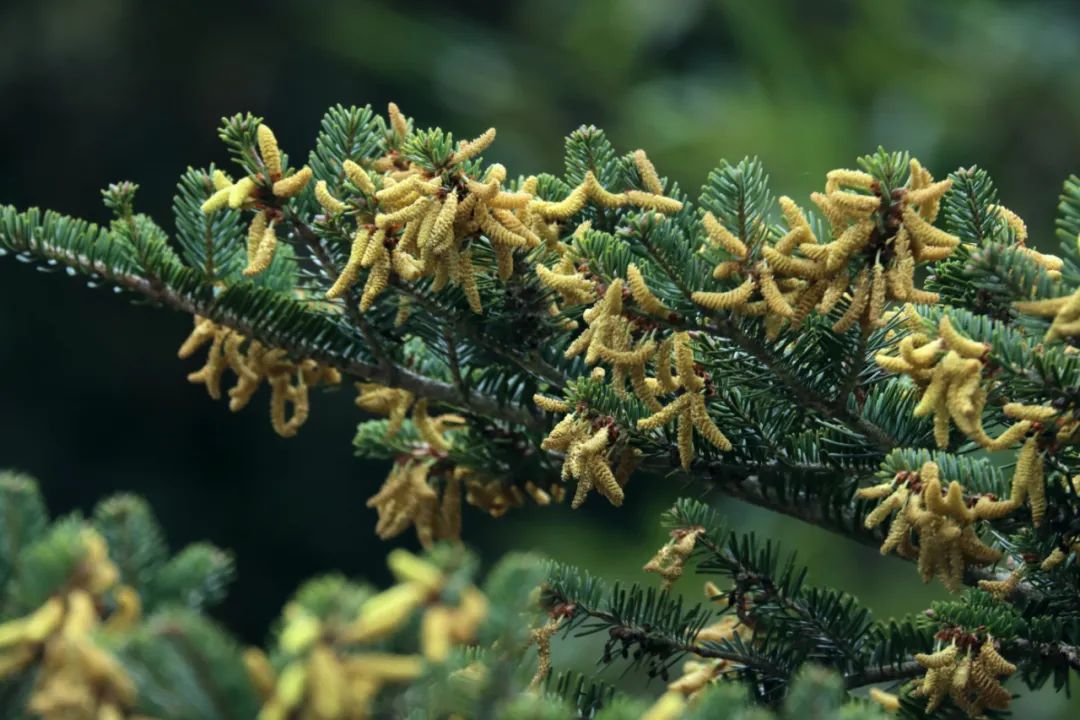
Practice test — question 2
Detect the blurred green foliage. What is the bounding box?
[1,0,1079,715]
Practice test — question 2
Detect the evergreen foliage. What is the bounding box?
[3,103,1080,717]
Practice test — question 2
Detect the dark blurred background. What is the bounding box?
[2,0,1079,715]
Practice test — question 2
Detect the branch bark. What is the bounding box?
[842,661,924,689]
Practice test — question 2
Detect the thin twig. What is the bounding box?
[392,278,569,391]
[558,587,923,690]
[287,214,397,377]
[634,231,895,453]
[692,528,868,669]
[714,318,895,452]
[44,242,542,430]
[1012,638,1080,673]
[843,661,924,689]
[651,456,1041,603]
[835,330,869,410]
[443,327,467,394]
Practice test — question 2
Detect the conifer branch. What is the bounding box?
[7,106,1080,718]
